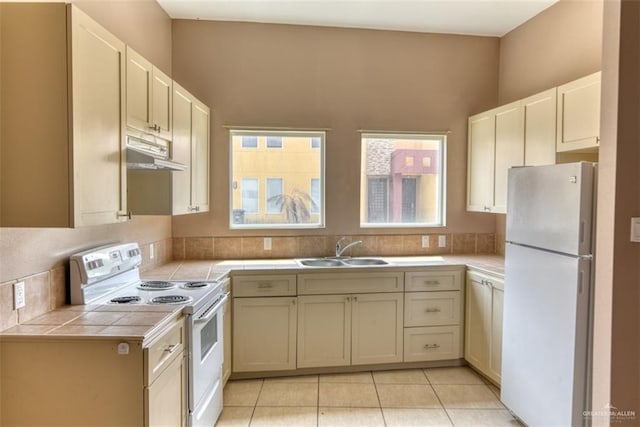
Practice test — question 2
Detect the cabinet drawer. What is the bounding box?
[403,325,461,362]
[232,274,296,297]
[145,317,185,386]
[404,291,461,327]
[405,270,462,291]
[298,272,403,295]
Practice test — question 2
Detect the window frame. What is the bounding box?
[359,132,447,228]
[229,129,326,230]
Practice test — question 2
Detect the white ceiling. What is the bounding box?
[157,0,559,37]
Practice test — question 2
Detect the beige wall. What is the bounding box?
[0,0,173,284]
[498,0,603,104]
[171,20,500,238]
[593,0,640,422]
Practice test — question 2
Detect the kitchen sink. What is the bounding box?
[295,257,389,267]
[341,258,388,266]
[297,258,345,267]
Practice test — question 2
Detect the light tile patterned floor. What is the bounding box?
[216,367,522,426]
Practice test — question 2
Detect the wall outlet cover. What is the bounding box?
[438,235,447,248]
[421,236,430,248]
[14,281,26,309]
[264,237,272,251]
[149,243,155,259]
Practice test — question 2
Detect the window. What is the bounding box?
[241,136,258,148]
[230,130,325,228]
[360,133,446,227]
[266,136,283,148]
[241,178,259,213]
[266,178,283,213]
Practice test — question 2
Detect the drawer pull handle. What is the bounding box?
[425,308,441,313]
[424,344,440,349]
[424,280,440,285]
[258,282,273,289]
[164,344,178,354]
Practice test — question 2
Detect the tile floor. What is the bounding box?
[216,367,522,426]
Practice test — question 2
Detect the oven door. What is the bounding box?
[189,293,227,426]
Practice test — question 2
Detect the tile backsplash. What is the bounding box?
[173,233,497,261]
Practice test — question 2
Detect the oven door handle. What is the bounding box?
[194,293,229,323]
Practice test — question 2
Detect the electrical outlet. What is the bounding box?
[14,281,25,310]
[421,235,430,248]
[149,243,155,260]
[438,235,447,248]
[264,237,272,251]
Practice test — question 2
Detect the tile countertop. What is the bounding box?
[141,255,505,281]
[0,302,182,342]
[1,255,503,339]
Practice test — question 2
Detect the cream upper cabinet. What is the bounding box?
[467,112,495,213]
[556,71,601,153]
[1,3,128,227]
[232,296,297,372]
[467,101,523,214]
[126,46,172,140]
[493,102,524,212]
[523,88,557,166]
[172,83,210,215]
[464,270,504,385]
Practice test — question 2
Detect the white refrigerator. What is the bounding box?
[501,162,595,427]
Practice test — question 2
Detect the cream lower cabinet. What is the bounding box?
[465,270,504,385]
[232,274,298,372]
[403,269,465,362]
[1,3,128,227]
[297,292,404,368]
[296,272,404,368]
[0,316,186,426]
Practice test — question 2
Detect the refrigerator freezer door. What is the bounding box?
[501,243,591,427]
[506,162,594,256]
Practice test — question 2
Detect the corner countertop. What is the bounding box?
[141,254,505,282]
[1,255,503,340]
[0,302,182,342]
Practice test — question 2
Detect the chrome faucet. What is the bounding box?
[335,237,363,257]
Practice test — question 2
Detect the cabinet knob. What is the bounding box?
[425,308,441,313]
[164,344,178,354]
[257,282,273,289]
[353,296,358,302]
[484,206,491,212]
[424,280,440,285]
[424,344,440,349]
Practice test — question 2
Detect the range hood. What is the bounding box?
[126,134,186,171]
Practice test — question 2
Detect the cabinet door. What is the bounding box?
[151,66,172,140]
[493,101,524,213]
[233,297,297,372]
[487,277,504,384]
[352,293,403,365]
[464,272,488,370]
[172,83,193,215]
[556,72,601,153]
[145,354,186,427]
[126,46,152,132]
[297,295,351,368]
[523,88,557,166]
[191,100,210,213]
[222,298,232,386]
[71,6,127,226]
[467,112,495,212]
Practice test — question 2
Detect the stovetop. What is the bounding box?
[69,243,224,314]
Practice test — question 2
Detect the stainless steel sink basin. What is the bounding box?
[297,258,344,267]
[296,257,389,267]
[341,258,388,266]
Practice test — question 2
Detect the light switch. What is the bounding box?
[14,281,25,309]
[630,218,640,242]
[149,243,154,260]
[264,237,272,251]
